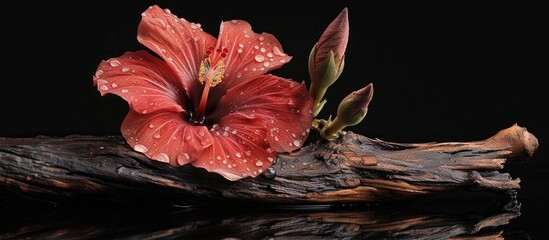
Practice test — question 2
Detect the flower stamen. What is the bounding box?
[193,47,228,123]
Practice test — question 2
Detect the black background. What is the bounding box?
[1,1,546,238]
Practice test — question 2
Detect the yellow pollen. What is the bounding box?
[198,57,225,87]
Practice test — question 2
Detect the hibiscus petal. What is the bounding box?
[192,114,276,181]
[138,5,216,101]
[121,110,213,166]
[216,20,293,90]
[94,50,187,114]
[210,75,314,153]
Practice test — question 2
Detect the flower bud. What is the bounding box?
[308,8,349,116]
[322,83,373,139]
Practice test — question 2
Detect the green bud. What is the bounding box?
[308,8,349,116]
[322,83,374,139]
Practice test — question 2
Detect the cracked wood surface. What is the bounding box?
[0,124,538,205]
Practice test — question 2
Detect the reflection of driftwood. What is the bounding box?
[0,124,538,205]
[0,195,522,239]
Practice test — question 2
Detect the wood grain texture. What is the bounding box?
[0,124,538,205]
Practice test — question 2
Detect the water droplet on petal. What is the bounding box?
[231,20,238,24]
[198,130,205,136]
[245,150,252,156]
[254,54,265,62]
[133,144,148,153]
[263,62,270,67]
[216,155,222,160]
[153,152,170,163]
[266,53,273,58]
[121,89,129,93]
[255,160,264,167]
[96,79,108,85]
[99,85,109,91]
[149,123,155,128]
[109,60,121,67]
[237,48,243,53]
[238,43,244,48]
[122,67,131,72]
[153,133,161,139]
[293,140,300,147]
[268,157,274,162]
[273,46,286,56]
[95,70,104,78]
[259,36,265,41]
[235,152,242,158]
[260,47,266,53]
[111,83,118,88]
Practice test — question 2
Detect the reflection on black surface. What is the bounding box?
[0,192,527,239]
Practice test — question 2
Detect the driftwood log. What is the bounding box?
[0,124,538,205]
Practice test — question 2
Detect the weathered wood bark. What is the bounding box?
[0,124,538,205]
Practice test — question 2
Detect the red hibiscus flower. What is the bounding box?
[93,5,313,180]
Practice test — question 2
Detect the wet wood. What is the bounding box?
[0,124,538,205]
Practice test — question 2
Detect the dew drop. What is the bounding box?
[288,99,294,105]
[231,20,238,24]
[185,135,192,141]
[237,48,243,53]
[153,152,170,163]
[109,60,121,67]
[258,36,265,41]
[266,53,273,58]
[122,67,130,72]
[99,85,109,91]
[244,34,250,38]
[190,23,201,29]
[94,70,104,78]
[238,43,244,48]
[274,136,279,141]
[237,72,243,78]
[263,62,270,67]
[260,47,266,53]
[273,46,286,56]
[245,150,252,156]
[133,144,148,153]
[96,79,108,85]
[199,130,205,136]
[216,155,222,160]
[289,142,293,147]
[153,133,161,139]
[235,152,242,158]
[293,140,300,147]
[142,110,148,114]
[149,123,155,128]
[255,160,264,167]
[111,83,118,88]
[121,89,129,93]
[268,157,274,162]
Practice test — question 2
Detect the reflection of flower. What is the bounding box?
[93,5,313,180]
[309,8,349,115]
